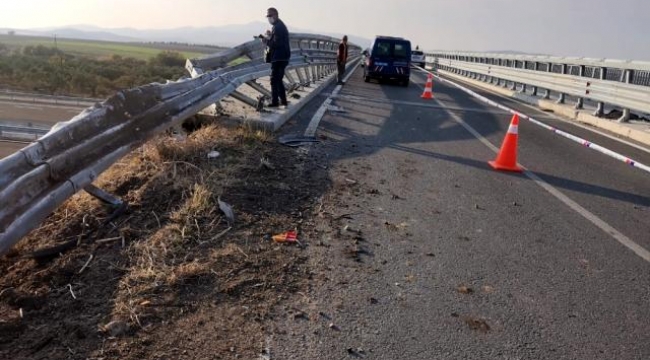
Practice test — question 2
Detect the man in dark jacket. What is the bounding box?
[265,7,291,107]
[337,35,348,85]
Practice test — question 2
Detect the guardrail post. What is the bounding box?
[594,67,607,116]
[531,62,539,96]
[575,65,585,109]
[556,64,567,104]
[542,62,552,99]
[229,90,262,110]
[618,69,633,123]
[246,80,272,99]
[520,61,528,93]
[509,60,517,90]
[296,67,307,85]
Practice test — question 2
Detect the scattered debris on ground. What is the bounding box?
[463,316,491,332]
[0,118,331,360]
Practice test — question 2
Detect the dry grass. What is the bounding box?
[0,116,327,359]
[94,121,297,327]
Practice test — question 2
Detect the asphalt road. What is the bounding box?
[0,99,88,159]
[271,67,650,359]
[0,100,85,127]
[0,140,27,159]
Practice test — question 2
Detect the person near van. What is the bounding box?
[337,35,349,85]
[264,7,291,107]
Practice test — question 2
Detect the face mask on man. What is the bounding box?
[268,16,276,25]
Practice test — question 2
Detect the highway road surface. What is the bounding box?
[268,66,650,359]
[0,98,87,159]
[0,99,86,128]
[0,140,27,159]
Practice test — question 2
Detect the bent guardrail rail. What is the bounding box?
[425,51,650,122]
[0,34,361,255]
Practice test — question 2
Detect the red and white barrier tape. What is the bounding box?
[429,72,650,175]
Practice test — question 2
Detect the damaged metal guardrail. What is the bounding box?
[0,34,361,255]
[426,52,650,122]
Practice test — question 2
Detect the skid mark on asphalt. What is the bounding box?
[411,75,650,263]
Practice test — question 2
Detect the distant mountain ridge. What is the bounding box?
[1,23,371,48]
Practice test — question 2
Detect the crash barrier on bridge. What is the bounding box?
[0,34,362,255]
[0,89,101,107]
[425,52,650,122]
[0,124,50,141]
[421,69,650,175]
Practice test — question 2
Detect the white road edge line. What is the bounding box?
[412,75,650,263]
[448,75,650,156]
[426,71,650,174]
[304,62,361,137]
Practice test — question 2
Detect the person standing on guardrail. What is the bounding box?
[264,7,291,108]
[337,35,349,85]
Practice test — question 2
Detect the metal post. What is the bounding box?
[521,61,527,93]
[594,67,607,116]
[543,63,552,99]
[531,62,539,96]
[296,66,307,85]
[618,69,633,123]
[246,81,272,98]
[285,69,298,85]
[575,65,585,109]
[557,64,567,104]
[229,90,261,109]
[510,60,517,90]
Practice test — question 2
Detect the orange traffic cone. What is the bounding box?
[421,73,434,99]
[488,114,523,172]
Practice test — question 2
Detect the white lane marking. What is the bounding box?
[449,76,650,155]
[429,73,650,174]
[524,170,650,263]
[304,62,361,137]
[413,77,650,263]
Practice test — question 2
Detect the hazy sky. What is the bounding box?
[2,0,650,60]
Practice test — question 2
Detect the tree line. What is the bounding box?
[0,44,188,98]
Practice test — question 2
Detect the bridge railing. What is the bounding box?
[425,51,650,122]
[0,89,102,107]
[0,34,361,255]
[0,124,50,141]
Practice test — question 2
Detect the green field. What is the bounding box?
[0,34,219,60]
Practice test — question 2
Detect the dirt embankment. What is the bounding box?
[0,118,332,360]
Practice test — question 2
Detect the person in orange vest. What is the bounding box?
[337,35,348,85]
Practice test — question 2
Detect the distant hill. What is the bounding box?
[0,23,371,48]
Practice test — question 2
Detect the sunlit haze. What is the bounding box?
[2,0,650,59]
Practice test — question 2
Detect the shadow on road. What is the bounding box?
[306,68,650,208]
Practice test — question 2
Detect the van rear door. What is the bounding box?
[392,41,411,76]
[371,40,411,78]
